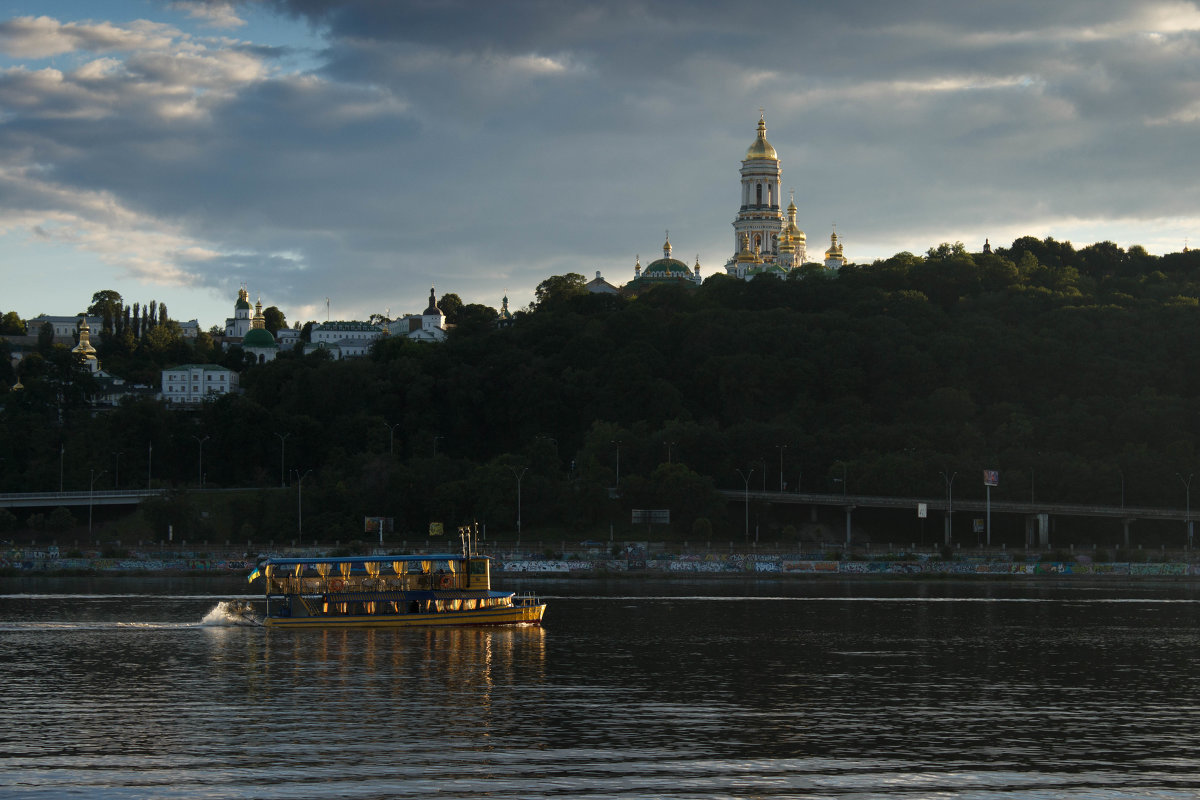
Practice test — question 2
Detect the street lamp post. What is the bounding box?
[940,471,957,546]
[147,441,153,490]
[295,469,312,546]
[192,435,210,489]
[88,468,106,537]
[665,441,675,464]
[776,444,787,492]
[113,452,123,489]
[736,467,754,541]
[509,466,527,544]
[1178,472,1194,548]
[833,463,847,498]
[385,423,400,456]
[611,441,621,489]
[59,443,64,493]
[276,432,291,487]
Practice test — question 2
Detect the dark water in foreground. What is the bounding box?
[2,577,1200,799]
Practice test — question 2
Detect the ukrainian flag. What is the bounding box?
[247,568,261,583]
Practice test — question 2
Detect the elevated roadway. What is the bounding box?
[0,488,269,509]
[718,490,1188,522]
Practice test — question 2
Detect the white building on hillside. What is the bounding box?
[305,321,386,358]
[388,288,448,342]
[161,364,239,404]
[26,314,102,344]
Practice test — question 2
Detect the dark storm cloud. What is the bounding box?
[4,1,1200,324]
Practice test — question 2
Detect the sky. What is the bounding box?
[2,0,1199,330]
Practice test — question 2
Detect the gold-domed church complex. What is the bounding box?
[622,115,845,292]
[723,114,844,279]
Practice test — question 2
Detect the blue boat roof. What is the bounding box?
[260,554,485,567]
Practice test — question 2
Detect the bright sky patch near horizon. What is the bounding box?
[1,0,1198,330]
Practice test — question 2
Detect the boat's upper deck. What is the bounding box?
[249,554,495,595]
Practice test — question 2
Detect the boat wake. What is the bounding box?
[202,600,263,627]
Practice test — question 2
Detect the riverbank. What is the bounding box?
[4,546,1198,578]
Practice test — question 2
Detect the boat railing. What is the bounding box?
[514,591,542,608]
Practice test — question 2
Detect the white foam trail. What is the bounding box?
[201,600,263,627]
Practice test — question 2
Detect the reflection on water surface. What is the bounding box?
[2,577,1199,799]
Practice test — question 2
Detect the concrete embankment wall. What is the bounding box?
[501,558,1198,577]
[5,549,1198,577]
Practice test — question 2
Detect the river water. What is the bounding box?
[2,576,1200,799]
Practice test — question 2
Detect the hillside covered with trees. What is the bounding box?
[3,236,1200,546]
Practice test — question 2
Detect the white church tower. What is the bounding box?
[732,114,784,261]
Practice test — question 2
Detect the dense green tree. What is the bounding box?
[534,273,587,309]
[263,306,286,335]
[438,293,464,323]
[36,322,54,354]
[0,311,25,336]
[88,290,122,336]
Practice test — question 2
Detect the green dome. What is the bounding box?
[242,328,277,348]
[644,257,692,276]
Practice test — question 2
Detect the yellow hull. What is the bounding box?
[264,603,546,629]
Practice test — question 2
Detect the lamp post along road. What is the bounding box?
[88,468,106,537]
[192,435,209,489]
[509,466,527,544]
[941,471,957,546]
[776,445,787,492]
[611,441,621,490]
[276,432,291,488]
[1179,472,1194,547]
[295,469,312,545]
[736,468,754,542]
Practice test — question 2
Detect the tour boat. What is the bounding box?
[248,554,546,628]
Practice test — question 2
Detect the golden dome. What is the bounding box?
[745,115,778,161]
[825,231,843,258]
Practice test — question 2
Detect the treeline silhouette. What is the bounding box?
[4,235,1200,544]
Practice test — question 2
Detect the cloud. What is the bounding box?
[4,1,1200,326]
[0,16,177,58]
[169,1,247,29]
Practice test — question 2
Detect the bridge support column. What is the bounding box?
[1024,514,1050,548]
[844,505,855,547]
[1037,514,1050,548]
[1123,518,1133,548]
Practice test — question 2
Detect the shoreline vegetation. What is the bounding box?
[7,239,1200,553]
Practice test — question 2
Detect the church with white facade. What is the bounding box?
[723,114,845,278]
[627,115,847,290]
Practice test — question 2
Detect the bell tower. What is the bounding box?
[732,113,783,258]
